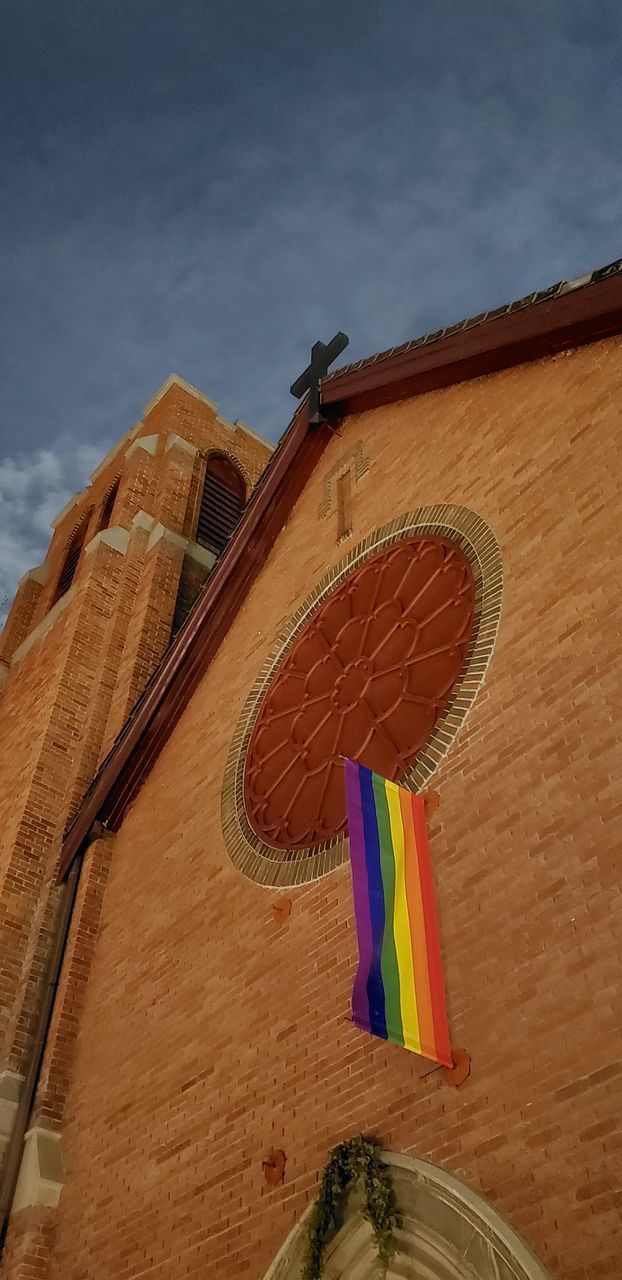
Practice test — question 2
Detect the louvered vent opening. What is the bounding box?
[55,514,91,601]
[99,480,119,531]
[196,457,246,556]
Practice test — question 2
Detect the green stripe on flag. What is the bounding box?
[372,772,404,1046]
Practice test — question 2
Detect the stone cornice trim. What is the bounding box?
[84,527,130,557]
[143,372,218,416]
[17,563,49,588]
[231,418,275,450]
[164,433,198,457]
[185,540,217,569]
[125,433,159,460]
[146,523,187,554]
[13,1126,64,1212]
[132,510,156,532]
[146,522,217,568]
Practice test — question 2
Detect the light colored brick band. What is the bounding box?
[165,433,198,457]
[17,564,49,588]
[222,504,503,888]
[125,433,159,459]
[146,523,217,568]
[0,1070,23,1155]
[13,1126,64,1212]
[84,527,130,557]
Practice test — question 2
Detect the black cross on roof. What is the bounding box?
[290,332,349,426]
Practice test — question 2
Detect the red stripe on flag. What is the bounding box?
[411,793,453,1069]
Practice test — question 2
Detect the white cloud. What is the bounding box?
[0,436,110,626]
[1,0,622,638]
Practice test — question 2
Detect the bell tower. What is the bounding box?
[0,374,272,1160]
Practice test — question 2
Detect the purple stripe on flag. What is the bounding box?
[345,758,374,1033]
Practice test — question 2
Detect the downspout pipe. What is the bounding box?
[0,852,83,1252]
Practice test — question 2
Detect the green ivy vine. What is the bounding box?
[302,1135,401,1280]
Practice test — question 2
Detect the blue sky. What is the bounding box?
[1,0,621,614]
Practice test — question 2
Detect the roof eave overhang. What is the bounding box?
[321,270,622,415]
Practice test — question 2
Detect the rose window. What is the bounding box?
[244,536,475,851]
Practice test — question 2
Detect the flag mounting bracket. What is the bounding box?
[442,1047,471,1087]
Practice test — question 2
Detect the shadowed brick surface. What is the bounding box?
[0,383,271,1276]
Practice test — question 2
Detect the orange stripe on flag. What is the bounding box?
[399,787,437,1062]
[411,793,452,1068]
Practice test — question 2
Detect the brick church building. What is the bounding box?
[0,260,620,1280]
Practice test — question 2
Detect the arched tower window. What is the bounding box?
[54,509,93,603]
[196,455,246,555]
[98,479,119,532]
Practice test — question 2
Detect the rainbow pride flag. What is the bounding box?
[344,760,453,1068]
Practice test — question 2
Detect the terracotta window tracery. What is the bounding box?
[222,504,503,888]
[244,537,474,850]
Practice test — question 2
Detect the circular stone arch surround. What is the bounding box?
[222,504,503,888]
[262,1151,553,1280]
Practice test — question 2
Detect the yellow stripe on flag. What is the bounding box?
[385,780,421,1054]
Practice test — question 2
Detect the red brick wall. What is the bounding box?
[0,601,75,1070]
[0,383,271,1270]
[0,1205,57,1280]
[0,535,146,1080]
[1,347,620,1279]
[27,337,622,1280]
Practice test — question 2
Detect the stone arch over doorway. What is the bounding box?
[263,1152,552,1280]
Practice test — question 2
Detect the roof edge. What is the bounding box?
[143,373,219,416]
[143,373,274,450]
[58,256,622,878]
[323,256,622,395]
